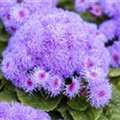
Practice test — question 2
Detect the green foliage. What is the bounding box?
[104,86,120,120]
[16,88,62,112]
[109,68,120,77]
[69,106,102,120]
[67,97,89,111]
[0,81,18,102]
[49,111,62,120]
[98,114,108,120]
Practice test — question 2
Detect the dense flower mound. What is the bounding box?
[1,8,112,108]
[0,0,57,35]
[0,102,51,120]
[108,41,120,67]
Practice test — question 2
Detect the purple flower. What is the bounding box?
[1,0,57,35]
[75,0,98,12]
[87,80,112,108]
[30,67,50,88]
[99,20,116,40]
[0,0,16,18]
[100,0,120,17]
[114,12,120,39]
[0,102,51,120]
[108,41,120,67]
[47,75,64,97]
[89,4,102,16]
[64,77,81,99]
[1,8,111,104]
[83,67,107,83]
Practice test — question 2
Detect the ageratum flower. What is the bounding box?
[0,0,16,18]
[64,77,81,99]
[114,11,120,40]
[108,41,120,67]
[99,20,116,41]
[1,8,111,107]
[89,4,102,16]
[100,0,120,17]
[47,75,64,97]
[75,0,98,12]
[87,80,112,108]
[0,102,51,120]
[1,0,57,35]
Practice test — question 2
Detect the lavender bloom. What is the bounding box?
[87,80,112,108]
[114,12,120,39]
[23,0,58,9]
[0,0,16,18]
[75,0,98,12]
[1,8,111,104]
[99,20,116,41]
[100,0,120,17]
[47,75,64,97]
[31,67,50,88]
[83,67,107,83]
[1,0,57,35]
[108,41,120,67]
[89,4,102,16]
[0,102,51,120]
[64,77,81,99]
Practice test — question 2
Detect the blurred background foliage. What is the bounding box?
[0,0,120,120]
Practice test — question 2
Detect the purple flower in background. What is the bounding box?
[0,0,57,35]
[108,41,120,67]
[75,0,98,12]
[100,0,120,17]
[0,102,51,120]
[87,80,112,108]
[99,20,116,40]
[89,4,102,16]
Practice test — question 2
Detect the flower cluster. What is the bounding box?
[0,102,51,120]
[1,7,112,108]
[0,0,16,18]
[75,0,120,17]
[75,0,101,16]
[99,20,116,40]
[108,41,120,67]
[0,0,57,35]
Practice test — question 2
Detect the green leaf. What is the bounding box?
[60,111,73,120]
[0,33,10,42]
[109,68,120,77]
[0,82,18,102]
[0,20,3,31]
[69,106,102,120]
[69,109,88,120]
[57,103,73,120]
[104,86,120,120]
[67,97,88,111]
[0,42,7,58]
[49,111,62,120]
[98,114,108,120]
[16,88,62,112]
